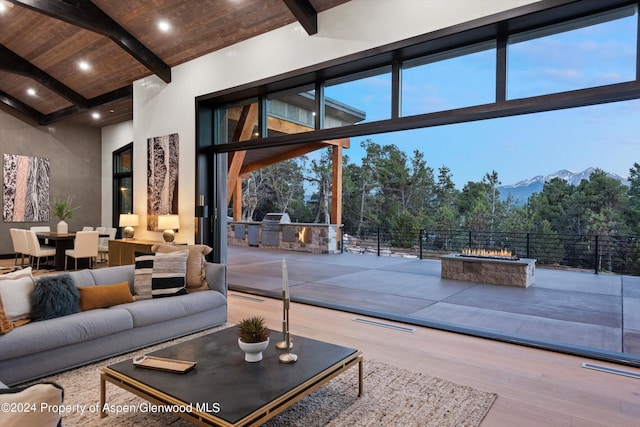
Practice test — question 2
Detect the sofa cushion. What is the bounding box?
[88,265,134,294]
[151,250,188,298]
[152,244,212,292]
[0,308,133,360]
[31,274,80,321]
[0,268,35,322]
[66,269,96,288]
[115,291,225,328]
[78,282,134,311]
[0,382,63,427]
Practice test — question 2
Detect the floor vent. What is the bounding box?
[582,362,640,379]
[352,317,416,333]
[230,294,265,303]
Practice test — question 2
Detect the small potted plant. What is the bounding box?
[238,316,271,362]
[52,195,81,234]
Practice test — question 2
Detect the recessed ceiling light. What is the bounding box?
[27,88,36,96]
[78,61,91,71]
[91,112,100,119]
[158,20,171,32]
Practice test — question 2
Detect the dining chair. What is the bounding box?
[30,225,51,244]
[9,228,28,266]
[65,231,99,270]
[97,227,116,262]
[25,230,56,271]
[82,226,94,231]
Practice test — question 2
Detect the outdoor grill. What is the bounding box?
[261,212,291,246]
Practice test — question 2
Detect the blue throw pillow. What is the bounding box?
[31,274,80,321]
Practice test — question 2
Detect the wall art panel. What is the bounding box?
[3,154,50,222]
[147,133,179,230]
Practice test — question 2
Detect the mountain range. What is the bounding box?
[497,167,630,204]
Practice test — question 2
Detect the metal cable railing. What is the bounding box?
[341,227,640,275]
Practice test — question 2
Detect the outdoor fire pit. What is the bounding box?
[441,249,536,288]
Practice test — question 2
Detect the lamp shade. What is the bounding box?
[158,214,180,230]
[158,214,180,244]
[119,213,139,239]
[119,213,139,227]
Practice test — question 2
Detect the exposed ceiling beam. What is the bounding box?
[0,90,45,124]
[0,44,89,108]
[7,0,171,83]
[282,0,317,35]
[41,84,133,125]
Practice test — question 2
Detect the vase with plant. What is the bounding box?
[52,195,80,234]
[238,316,271,362]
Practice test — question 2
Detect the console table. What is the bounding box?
[108,239,165,266]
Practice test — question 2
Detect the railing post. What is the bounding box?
[340,226,344,253]
[377,227,381,256]
[594,235,599,274]
[419,229,423,260]
[526,232,530,259]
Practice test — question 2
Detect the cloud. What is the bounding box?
[543,68,582,81]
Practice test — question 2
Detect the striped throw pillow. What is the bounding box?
[151,250,189,298]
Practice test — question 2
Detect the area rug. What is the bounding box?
[32,327,497,426]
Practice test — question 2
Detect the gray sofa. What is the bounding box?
[0,262,227,386]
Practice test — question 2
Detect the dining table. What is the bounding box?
[35,232,77,271]
[36,231,108,271]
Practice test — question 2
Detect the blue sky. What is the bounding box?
[322,6,639,188]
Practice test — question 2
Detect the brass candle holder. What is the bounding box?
[278,296,297,364]
[276,290,293,350]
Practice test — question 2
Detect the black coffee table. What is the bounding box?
[100,327,363,426]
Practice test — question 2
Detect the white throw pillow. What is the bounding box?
[0,382,63,427]
[0,268,35,321]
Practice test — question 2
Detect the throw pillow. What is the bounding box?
[0,303,13,335]
[0,382,64,427]
[0,267,35,322]
[152,244,213,292]
[77,282,134,311]
[133,252,155,300]
[151,250,189,298]
[31,274,80,321]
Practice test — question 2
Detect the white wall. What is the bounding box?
[105,0,541,243]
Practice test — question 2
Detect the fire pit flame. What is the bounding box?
[460,248,519,260]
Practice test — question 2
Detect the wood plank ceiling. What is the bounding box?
[0,0,351,128]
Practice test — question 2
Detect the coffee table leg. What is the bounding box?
[358,358,364,397]
[100,374,107,418]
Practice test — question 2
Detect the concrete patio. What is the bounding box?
[226,245,640,364]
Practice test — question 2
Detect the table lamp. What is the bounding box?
[158,214,180,244]
[119,213,139,239]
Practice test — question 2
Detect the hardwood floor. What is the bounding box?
[228,291,640,426]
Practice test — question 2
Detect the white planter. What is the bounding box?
[56,220,68,234]
[238,337,269,362]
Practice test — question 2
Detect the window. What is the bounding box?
[113,143,133,233]
[507,6,638,99]
[267,86,316,137]
[324,67,390,128]
[217,99,260,143]
[402,42,496,116]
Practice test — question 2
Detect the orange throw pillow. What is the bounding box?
[77,282,134,311]
[0,303,14,335]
